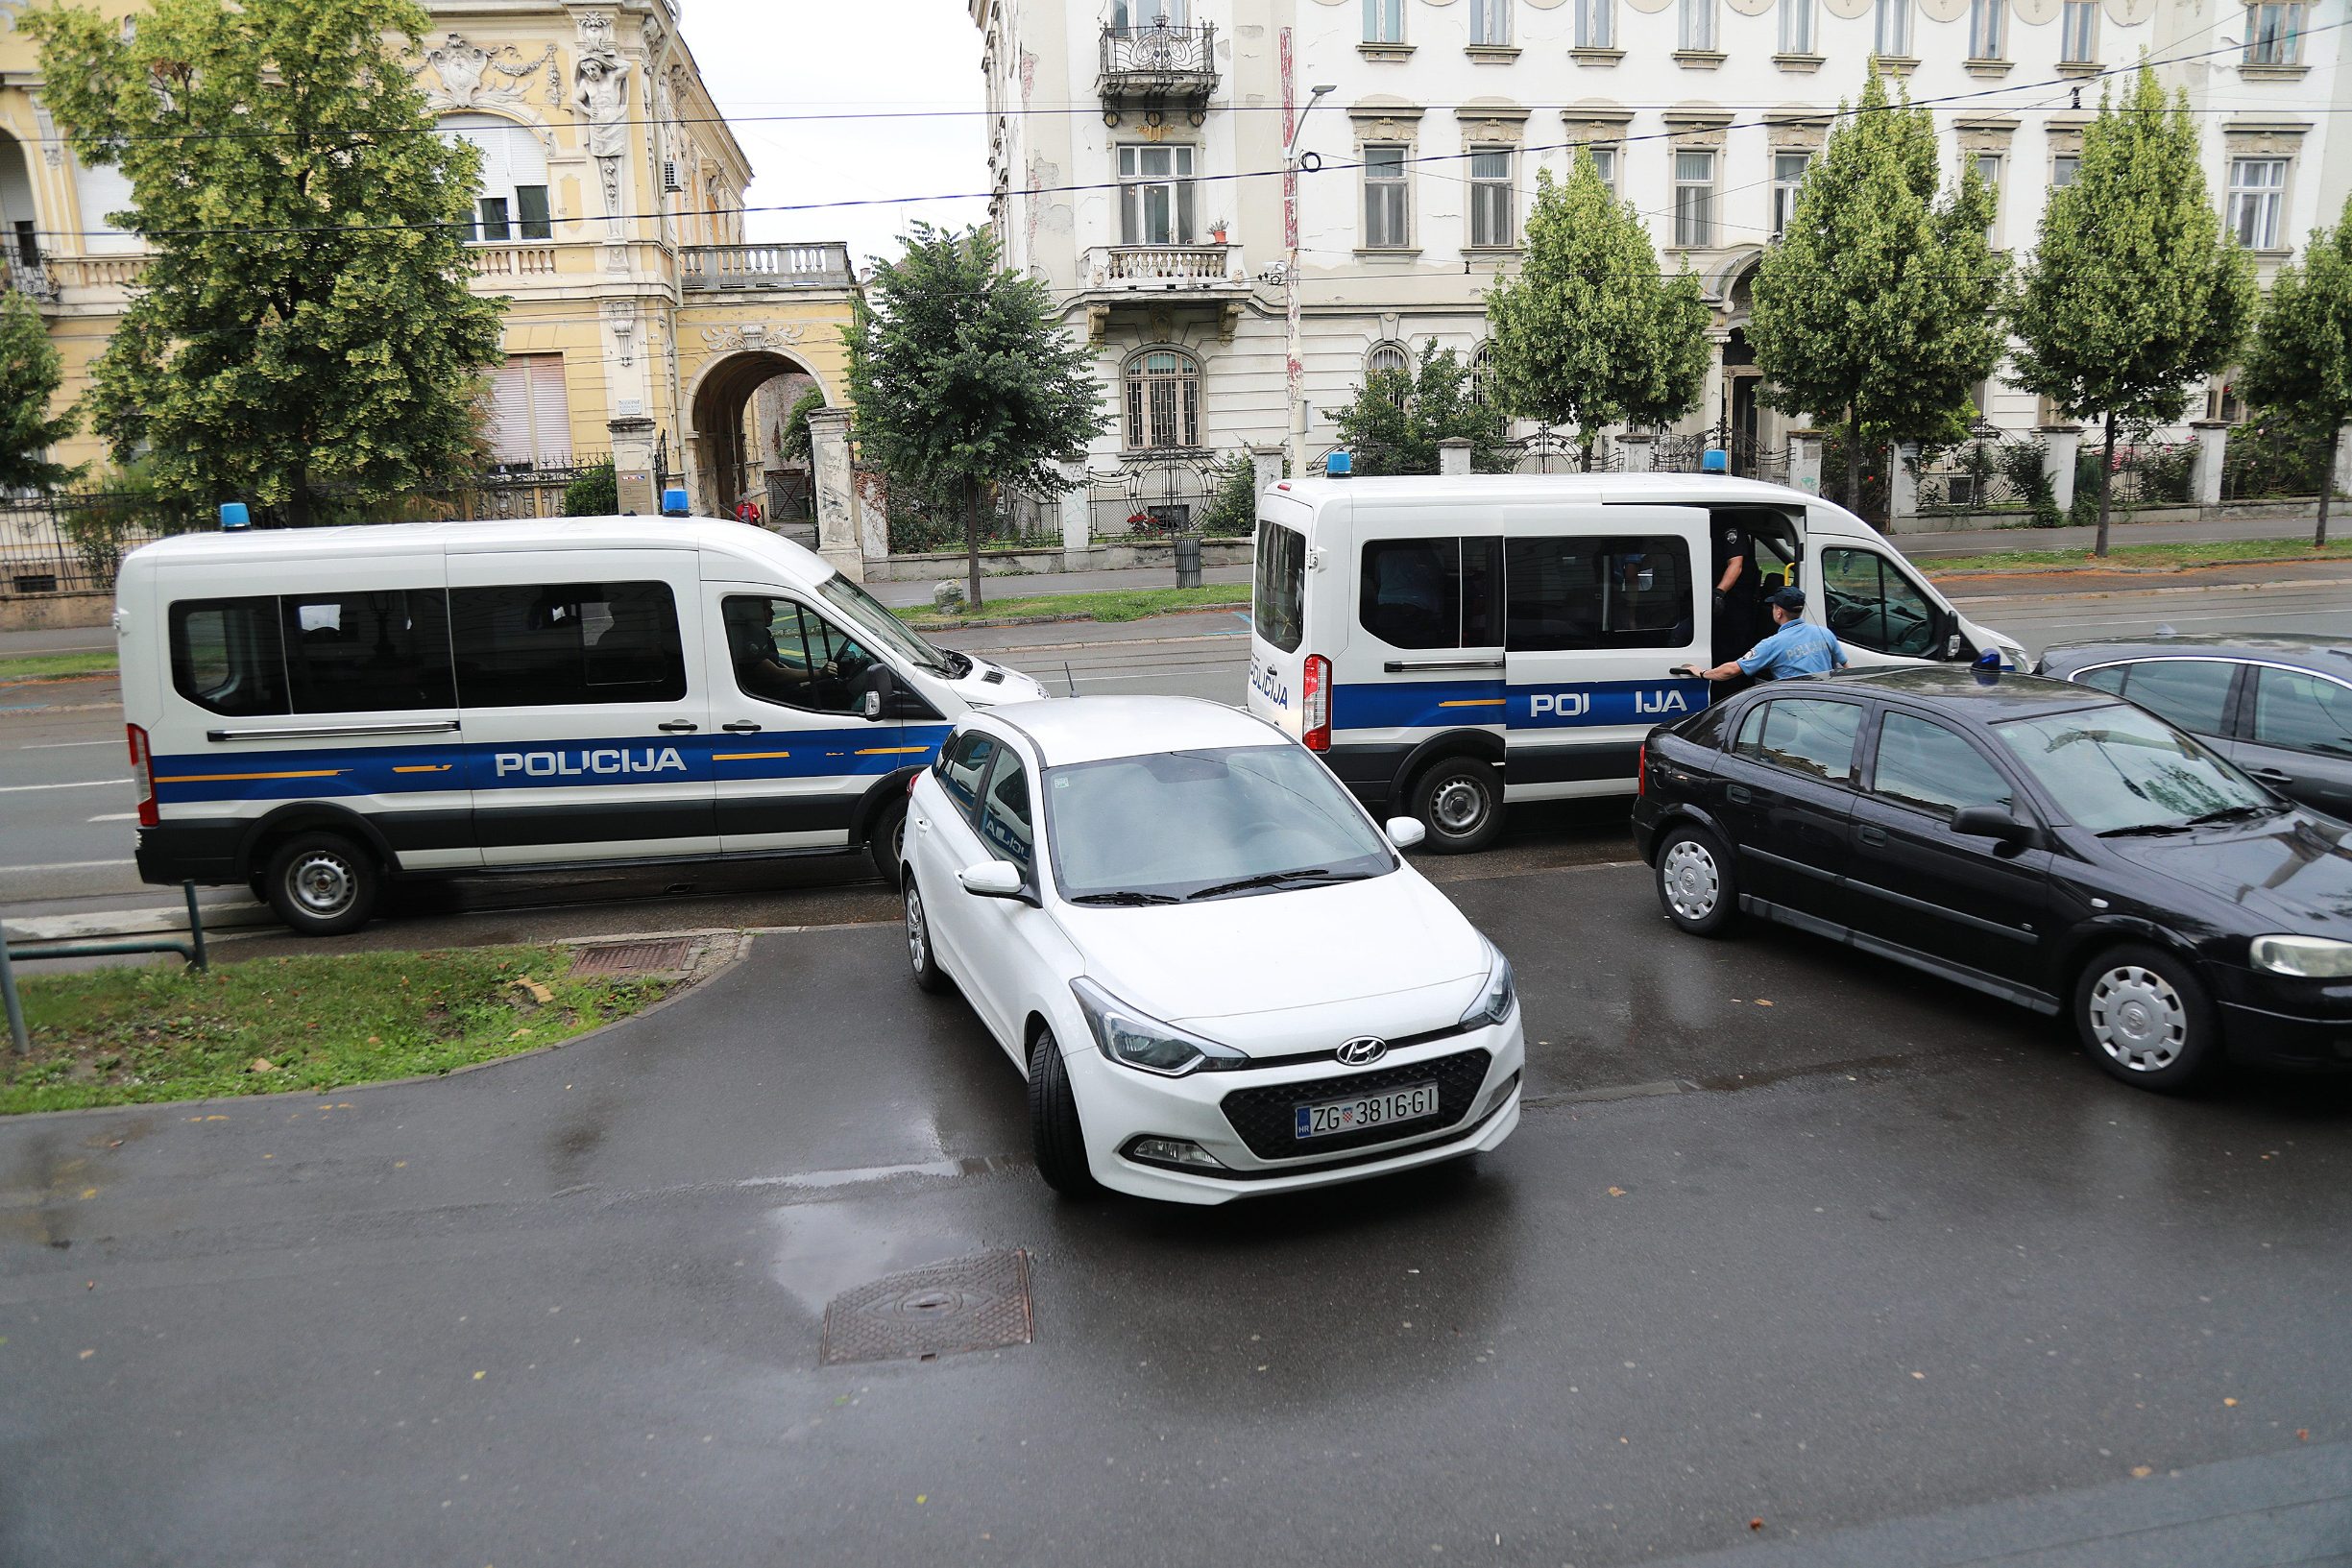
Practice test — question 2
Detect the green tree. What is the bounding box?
[2011,65,2254,555]
[2239,193,2352,545]
[1749,65,2009,518]
[778,386,828,467]
[0,288,78,491]
[26,0,507,526]
[1484,150,1710,469]
[845,224,1106,607]
[1331,341,1511,475]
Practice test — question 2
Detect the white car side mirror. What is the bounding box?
[1386,816,1427,850]
[958,860,1026,899]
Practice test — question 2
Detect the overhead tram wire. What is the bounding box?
[23,23,2342,244]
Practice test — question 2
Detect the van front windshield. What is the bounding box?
[816,573,959,677]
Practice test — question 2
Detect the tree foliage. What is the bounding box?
[2010,64,2254,553]
[778,386,828,466]
[25,0,507,525]
[2239,193,2352,544]
[1332,342,1512,476]
[1748,65,2009,517]
[0,288,78,491]
[1484,151,1710,467]
[844,224,1106,606]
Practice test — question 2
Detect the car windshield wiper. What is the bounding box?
[1185,867,1374,901]
[2186,803,2282,827]
[1067,889,1180,905]
[2097,821,2194,837]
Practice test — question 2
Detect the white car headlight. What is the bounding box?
[2249,934,2352,977]
[1460,940,1517,1028]
[1071,977,1250,1076]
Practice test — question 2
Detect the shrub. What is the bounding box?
[564,459,618,517]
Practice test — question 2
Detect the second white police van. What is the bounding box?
[116,517,1043,934]
[1245,472,2025,851]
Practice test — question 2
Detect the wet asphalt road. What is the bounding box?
[5,860,2349,1566]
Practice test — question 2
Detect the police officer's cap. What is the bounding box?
[1765,587,1806,611]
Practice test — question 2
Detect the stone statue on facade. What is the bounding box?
[573,49,631,228]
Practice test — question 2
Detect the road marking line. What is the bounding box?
[85,813,137,823]
[23,739,114,750]
[0,778,130,793]
[0,858,137,873]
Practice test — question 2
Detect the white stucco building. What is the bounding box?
[971,0,2346,523]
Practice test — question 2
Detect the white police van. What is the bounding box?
[117,517,1043,934]
[1245,472,2025,851]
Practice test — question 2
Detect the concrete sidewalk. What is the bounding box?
[1899,510,2326,557]
[861,560,1250,609]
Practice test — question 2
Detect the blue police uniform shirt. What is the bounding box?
[1737,619,1847,680]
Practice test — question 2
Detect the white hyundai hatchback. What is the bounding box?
[901,695,1524,1204]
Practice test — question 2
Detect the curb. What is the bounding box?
[1943,572,2352,604]
[1925,551,2349,580]
[903,600,1250,633]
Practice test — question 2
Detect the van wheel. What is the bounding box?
[1656,824,1737,937]
[869,799,909,889]
[1411,757,1504,854]
[2073,944,2219,1093]
[262,832,379,937]
[1028,1026,1100,1199]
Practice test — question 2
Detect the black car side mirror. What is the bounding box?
[1952,805,2033,845]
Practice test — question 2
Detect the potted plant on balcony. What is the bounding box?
[1208,218,1228,245]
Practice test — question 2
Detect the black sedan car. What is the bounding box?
[1630,666,2352,1091]
[2037,634,2352,820]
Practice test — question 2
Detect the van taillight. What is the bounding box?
[128,723,157,827]
[1301,655,1331,752]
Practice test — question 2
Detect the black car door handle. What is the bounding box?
[721,721,762,734]
[658,720,700,733]
[1727,784,1753,805]
[2248,767,2292,786]
[1857,825,1888,846]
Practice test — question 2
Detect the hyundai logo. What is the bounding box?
[1336,1037,1388,1067]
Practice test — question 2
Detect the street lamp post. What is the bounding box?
[1284,81,1335,482]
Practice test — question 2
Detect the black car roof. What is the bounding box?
[1765,665,2123,719]
[2040,633,2352,677]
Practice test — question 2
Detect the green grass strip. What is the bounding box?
[0,650,119,683]
[1923,536,2352,575]
[2,945,670,1114]
[897,581,1250,628]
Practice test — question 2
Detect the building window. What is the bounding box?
[1576,0,1614,48]
[2243,2,2306,64]
[1367,340,1414,410]
[1117,144,1196,246]
[1975,153,2002,243]
[1968,0,2004,58]
[1470,0,1511,44]
[1469,341,1498,407]
[1588,144,1619,192]
[1780,0,1815,53]
[1673,151,1715,247]
[2050,153,2079,188]
[1364,0,1404,43]
[1110,0,1190,27]
[442,113,553,242]
[1125,349,1201,450]
[1363,144,1411,248]
[1873,0,1911,57]
[1469,147,1515,247]
[485,355,573,469]
[1678,0,1716,51]
[2059,0,2097,62]
[1770,152,1810,240]
[2228,157,2286,248]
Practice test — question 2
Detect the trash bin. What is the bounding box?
[1174,533,1202,590]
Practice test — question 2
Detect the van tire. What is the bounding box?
[869,798,909,889]
[1029,1026,1100,1199]
[1410,756,1504,854]
[262,832,380,937]
[1655,824,1737,937]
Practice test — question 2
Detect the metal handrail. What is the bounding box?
[3,880,212,1053]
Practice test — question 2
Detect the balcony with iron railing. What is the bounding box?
[1098,21,1218,109]
[679,242,855,292]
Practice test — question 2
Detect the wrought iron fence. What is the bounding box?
[1916,435,2051,516]
[2096,441,2198,509]
[1650,431,1710,473]
[1086,449,1224,541]
[2220,422,2336,502]
[1,491,206,598]
[1503,426,1611,473]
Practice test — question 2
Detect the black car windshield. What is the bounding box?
[816,573,956,676]
[1992,704,2272,833]
[1045,745,1394,903]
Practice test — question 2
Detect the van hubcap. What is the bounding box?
[905,884,929,973]
[1430,778,1488,833]
[287,853,355,918]
[1661,840,1719,920]
[2088,965,2186,1072]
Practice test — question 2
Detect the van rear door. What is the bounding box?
[1502,504,1710,800]
[449,549,717,865]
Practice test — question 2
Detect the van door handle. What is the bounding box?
[1726,784,1752,805]
[1857,825,1888,846]
[721,721,762,734]
[658,720,700,733]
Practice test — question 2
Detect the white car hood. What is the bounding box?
[1059,871,1492,1053]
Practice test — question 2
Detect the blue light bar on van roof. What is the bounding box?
[219,502,251,531]
[1326,450,1352,478]
[1701,448,1729,473]
[660,487,691,517]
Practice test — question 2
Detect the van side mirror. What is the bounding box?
[958,860,1027,900]
[1951,805,2033,845]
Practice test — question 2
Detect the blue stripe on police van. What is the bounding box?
[1331,680,1508,731]
[150,724,957,807]
[1332,677,1708,735]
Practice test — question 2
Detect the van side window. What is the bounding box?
[1360,539,1460,648]
[1463,536,1502,646]
[281,591,454,713]
[1254,521,1306,653]
[1737,697,1862,784]
[722,595,887,715]
[1504,536,1693,651]
[170,597,288,716]
[1821,549,1940,659]
[451,583,686,708]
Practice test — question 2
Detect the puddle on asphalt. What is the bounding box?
[765,1201,980,1316]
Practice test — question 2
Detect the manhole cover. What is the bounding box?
[819,1250,1032,1365]
[570,939,697,977]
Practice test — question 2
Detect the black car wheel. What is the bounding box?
[1411,756,1504,854]
[903,874,950,995]
[2073,943,2219,1092]
[262,832,379,938]
[1655,824,1737,937]
[1028,1026,1100,1198]
[869,798,909,888]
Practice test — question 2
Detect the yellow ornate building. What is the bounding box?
[0,0,854,531]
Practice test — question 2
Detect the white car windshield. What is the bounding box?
[1994,704,2275,834]
[816,573,959,677]
[1045,745,1394,903]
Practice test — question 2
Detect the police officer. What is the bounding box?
[1710,520,1758,660]
[1675,587,1847,683]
